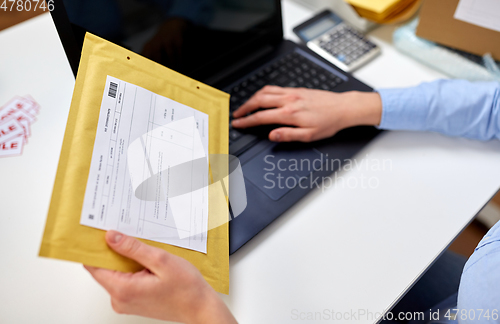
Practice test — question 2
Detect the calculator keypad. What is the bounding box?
[316,24,377,66]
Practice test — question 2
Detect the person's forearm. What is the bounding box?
[377,79,500,141]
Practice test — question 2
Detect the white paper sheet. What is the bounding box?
[454,0,500,33]
[80,76,209,253]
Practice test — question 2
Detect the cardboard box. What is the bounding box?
[416,0,500,60]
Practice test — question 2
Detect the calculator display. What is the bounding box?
[300,16,341,42]
[293,10,380,72]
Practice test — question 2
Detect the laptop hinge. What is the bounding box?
[205,45,275,86]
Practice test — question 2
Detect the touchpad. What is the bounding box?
[242,144,323,201]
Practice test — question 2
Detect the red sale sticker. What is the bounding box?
[0,95,40,157]
[0,135,24,157]
[0,108,34,140]
[2,97,38,117]
[0,119,25,143]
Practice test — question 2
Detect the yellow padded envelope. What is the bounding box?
[345,0,403,14]
[39,33,230,294]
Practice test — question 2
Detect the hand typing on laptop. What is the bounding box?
[231,85,382,142]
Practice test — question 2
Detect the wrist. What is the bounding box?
[186,288,237,324]
[345,91,382,128]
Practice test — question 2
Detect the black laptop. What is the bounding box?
[50,0,380,254]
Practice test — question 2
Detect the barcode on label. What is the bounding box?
[89,214,94,220]
[108,82,118,98]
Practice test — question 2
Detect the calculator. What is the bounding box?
[293,10,380,72]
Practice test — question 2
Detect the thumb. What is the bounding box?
[105,230,167,274]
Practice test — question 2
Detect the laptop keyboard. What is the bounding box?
[228,51,345,154]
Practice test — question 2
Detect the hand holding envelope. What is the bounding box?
[39,33,230,294]
[85,230,237,324]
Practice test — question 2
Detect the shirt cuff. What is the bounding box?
[376,87,430,132]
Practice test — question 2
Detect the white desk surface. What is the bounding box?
[2,3,500,324]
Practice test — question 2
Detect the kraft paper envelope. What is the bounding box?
[39,33,230,294]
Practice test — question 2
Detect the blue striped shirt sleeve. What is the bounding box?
[457,220,500,323]
[377,79,500,141]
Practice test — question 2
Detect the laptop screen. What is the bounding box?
[58,0,282,82]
